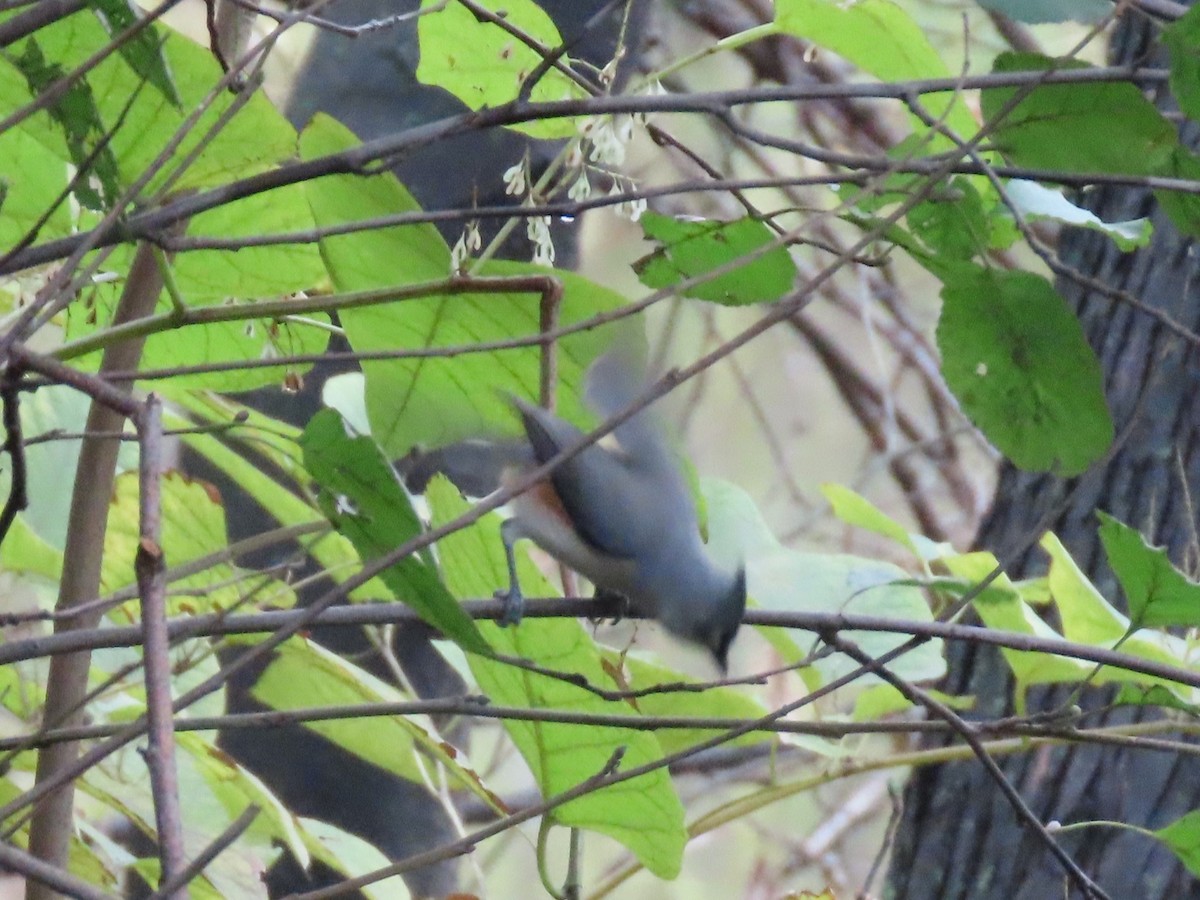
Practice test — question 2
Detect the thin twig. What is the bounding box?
[135,395,187,894]
[859,783,905,900]
[286,633,930,898]
[3,67,1187,278]
[0,105,1097,850]
[6,695,1199,758]
[54,274,564,362]
[24,412,250,447]
[23,240,166,897]
[0,0,87,50]
[153,174,871,252]
[4,597,1199,693]
[0,365,29,546]
[517,0,624,103]
[0,839,118,900]
[824,632,1110,900]
[224,0,437,37]
[0,519,324,628]
[148,805,260,899]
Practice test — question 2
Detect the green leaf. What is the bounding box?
[64,272,332,393]
[849,174,1021,263]
[1114,684,1200,716]
[65,827,124,893]
[171,186,330,303]
[1165,5,1200,124]
[177,732,310,890]
[169,396,390,603]
[88,0,180,106]
[1098,511,1200,628]
[1155,146,1200,238]
[250,635,494,803]
[300,408,487,652]
[0,514,62,582]
[906,178,992,261]
[937,265,1112,475]
[634,213,798,305]
[168,389,304,477]
[82,736,305,896]
[722,475,945,687]
[0,108,72,248]
[981,53,1178,176]
[701,477,785,565]
[0,52,68,159]
[948,551,1096,695]
[774,0,976,143]
[1041,532,1129,644]
[100,470,297,616]
[3,8,326,350]
[416,0,584,138]
[820,483,951,561]
[776,0,942,79]
[951,546,1199,706]
[618,654,771,755]
[1156,809,1200,877]
[16,10,299,194]
[138,314,330,393]
[299,114,623,454]
[299,818,412,900]
[753,549,946,688]
[821,484,911,547]
[699,477,808,666]
[427,478,687,879]
[1041,531,1192,691]
[9,37,121,210]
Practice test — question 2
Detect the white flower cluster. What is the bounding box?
[483,93,660,269]
[568,169,590,202]
[502,156,528,196]
[609,175,646,222]
[526,214,555,267]
[584,114,634,167]
[565,112,650,223]
[501,153,556,267]
[450,219,482,273]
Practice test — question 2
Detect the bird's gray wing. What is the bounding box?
[583,349,674,470]
[511,397,662,560]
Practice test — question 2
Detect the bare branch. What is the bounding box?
[134,394,187,894]
[148,805,260,900]
[0,67,1181,278]
[824,631,1110,900]
[0,366,29,546]
[24,240,165,896]
[0,840,118,900]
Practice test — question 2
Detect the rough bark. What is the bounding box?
[888,16,1200,900]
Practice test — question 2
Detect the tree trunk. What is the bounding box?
[887,16,1200,900]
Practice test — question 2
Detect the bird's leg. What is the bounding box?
[591,586,632,624]
[495,518,526,626]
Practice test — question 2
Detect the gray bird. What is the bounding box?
[493,353,745,670]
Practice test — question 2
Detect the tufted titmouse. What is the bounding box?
[398,353,745,669]
[506,354,751,668]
